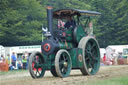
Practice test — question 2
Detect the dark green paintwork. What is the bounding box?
[75,25,86,42]
[65,28,73,41]
[69,48,83,68]
[41,54,55,70]
[59,42,73,49]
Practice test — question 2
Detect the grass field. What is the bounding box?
[81,76,128,85]
[0,70,28,75]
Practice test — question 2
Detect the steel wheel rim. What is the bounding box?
[85,39,100,75]
[30,54,45,78]
[59,52,71,77]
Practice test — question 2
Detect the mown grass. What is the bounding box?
[81,76,128,85]
[0,69,28,75]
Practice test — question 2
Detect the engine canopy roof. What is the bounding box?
[53,9,101,19]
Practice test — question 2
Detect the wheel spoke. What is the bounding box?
[63,54,68,61]
[92,49,96,54]
[37,69,41,75]
[91,49,98,61]
[91,43,96,50]
[88,43,91,50]
[89,63,93,68]
[92,52,99,61]
[85,56,89,60]
[62,54,66,61]
[61,67,66,74]
[94,57,99,61]
[92,68,95,73]
[63,68,66,74]
[85,49,90,56]
[59,60,64,65]
[36,69,38,75]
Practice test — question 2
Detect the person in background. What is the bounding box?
[27,54,29,69]
[17,61,22,69]
[9,64,14,70]
[0,55,5,64]
[118,52,123,58]
[0,55,4,61]
[103,53,106,62]
[112,49,118,65]
[117,52,124,65]
[5,54,10,65]
[11,52,17,68]
[22,51,28,69]
[17,55,22,63]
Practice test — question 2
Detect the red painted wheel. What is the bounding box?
[32,56,42,71]
[29,52,45,79]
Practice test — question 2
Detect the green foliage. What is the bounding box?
[92,0,128,47]
[0,0,128,46]
[0,0,46,46]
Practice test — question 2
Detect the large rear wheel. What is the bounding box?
[55,49,72,78]
[29,52,45,78]
[78,36,100,75]
[50,66,58,77]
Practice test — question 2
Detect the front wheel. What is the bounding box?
[29,52,45,78]
[55,49,72,78]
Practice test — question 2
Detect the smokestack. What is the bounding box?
[47,6,53,35]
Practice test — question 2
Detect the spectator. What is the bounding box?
[117,52,124,65]
[9,64,14,70]
[5,54,10,65]
[118,52,123,58]
[22,51,28,69]
[27,54,29,69]
[17,61,22,69]
[0,55,4,61]
[103,53,107,62]
[112,49,118,65]
[0,55,5,63]
[11,52,17,68]
[17,55,22,63]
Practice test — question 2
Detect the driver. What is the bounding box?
[58,19,65,28]
[64,16,76,30]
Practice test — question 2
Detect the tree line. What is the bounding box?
[0,0,128,47]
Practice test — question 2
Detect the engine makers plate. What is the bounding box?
[78,54,82,62]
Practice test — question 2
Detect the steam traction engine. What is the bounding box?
[29,6,101,78]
